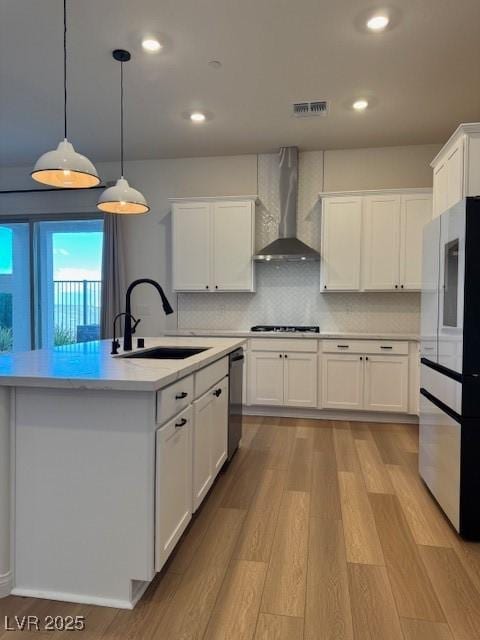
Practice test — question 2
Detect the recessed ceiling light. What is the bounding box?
[190,112,206,123]
[142,38,162,52]
[353,99,369,111]
[366,14,389,31]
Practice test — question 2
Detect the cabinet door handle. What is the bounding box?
[380,346,392,350]
[175,418,187,428]
[360,356,363,361]
[365,356,369,361]
[213,388,222,397]
[215,285,218,289]
[284,354,288,358]
[324,285,327,290]
[205,285,209,289]
[395,284,399,289]
[279,354,283,358]
[337,344,349,348]
[400,284,404,289]
[175,391,188,399]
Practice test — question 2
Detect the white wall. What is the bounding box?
[324,144,441,191]
[0,143,439,336]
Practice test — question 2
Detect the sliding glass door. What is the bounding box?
[0,216,103,352]
[0,223,31,352]
[36,219,103,348]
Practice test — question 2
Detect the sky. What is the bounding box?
[53,232,103,281]
[0,227,13,274]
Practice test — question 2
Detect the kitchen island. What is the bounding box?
[0,336,245,608]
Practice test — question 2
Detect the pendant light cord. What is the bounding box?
[63,0,67,139]
[120,59,124,177]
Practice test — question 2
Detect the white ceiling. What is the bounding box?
[1,0,480,167]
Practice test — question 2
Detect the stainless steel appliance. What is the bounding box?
[251,325,320,333]
[420,197,480,539]
[228,348,244,460]
[253,147,320,262]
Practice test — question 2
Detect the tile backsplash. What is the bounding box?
[177,151,420,335]
[177,262,420,334]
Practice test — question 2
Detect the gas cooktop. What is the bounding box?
[250,325,320,333]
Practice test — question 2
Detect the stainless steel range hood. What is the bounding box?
[254,146,320,262]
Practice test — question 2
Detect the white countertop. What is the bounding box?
[166,329,420,341]
[0,337,245,391]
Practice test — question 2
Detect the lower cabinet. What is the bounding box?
[155,406,193,571]
[193,376,228,511]
[248,351,317,407]
[321,354,364,410]
[364,355,409,412]
[321,353,409,413]
[283,352,318,407]
[249,352,284,406]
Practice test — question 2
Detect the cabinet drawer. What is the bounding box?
[156,375,194,425]
[322,340,409,355]
[249,338,318,353]
[195,357,228,398]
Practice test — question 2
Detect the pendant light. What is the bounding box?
[31,0,100,188]
[97,50,150,215]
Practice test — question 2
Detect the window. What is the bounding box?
[443,238,459,328]
[0,216,103,353]
[0,223,30,352]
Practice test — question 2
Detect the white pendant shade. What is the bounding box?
[97,177,150,215]
[32,139,100,188]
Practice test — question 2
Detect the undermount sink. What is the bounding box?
[121,346,210,360]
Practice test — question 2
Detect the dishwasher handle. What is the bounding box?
[231,354,245,362]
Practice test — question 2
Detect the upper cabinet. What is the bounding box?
[363,194,401,291]
[171,197,256,292]
[432,123,480,218]
[320,196,362,291]
[319,189,432,292]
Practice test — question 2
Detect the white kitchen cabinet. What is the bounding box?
[248,349,317,408]
[320,349,409,414]
[321,354,364,410]
[284,352,317,407]
[172,202,211,291]
[248,351,285,406]
[431,123,480,218]
[171,198,255,292]
[319,189,432,293]
[213,201,255,291]
[155,406,193,571]
[363,355,409,413]
[400,194,433,290]
[446,138,464,210]
[320,196,362,291]
[193,376,229,511]
[211,376,228,474]
[433,161,448,219]
[192,389,215,510]
[363,195,401,291]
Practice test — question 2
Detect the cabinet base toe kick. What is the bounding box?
[243,406,419,424]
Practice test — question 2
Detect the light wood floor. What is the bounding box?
[2,417,480,640]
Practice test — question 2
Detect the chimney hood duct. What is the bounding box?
[254,146,320,262]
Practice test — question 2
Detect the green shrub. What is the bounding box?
[0,326,13,352]
[54,326,75,346]
[0,293,12,329]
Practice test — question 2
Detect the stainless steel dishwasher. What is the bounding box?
[228,348,244,460]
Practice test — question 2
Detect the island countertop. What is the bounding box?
[0,337,245,391]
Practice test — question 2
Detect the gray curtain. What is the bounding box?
[100,214,126,339]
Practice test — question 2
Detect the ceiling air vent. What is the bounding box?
[293,100,328,117]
